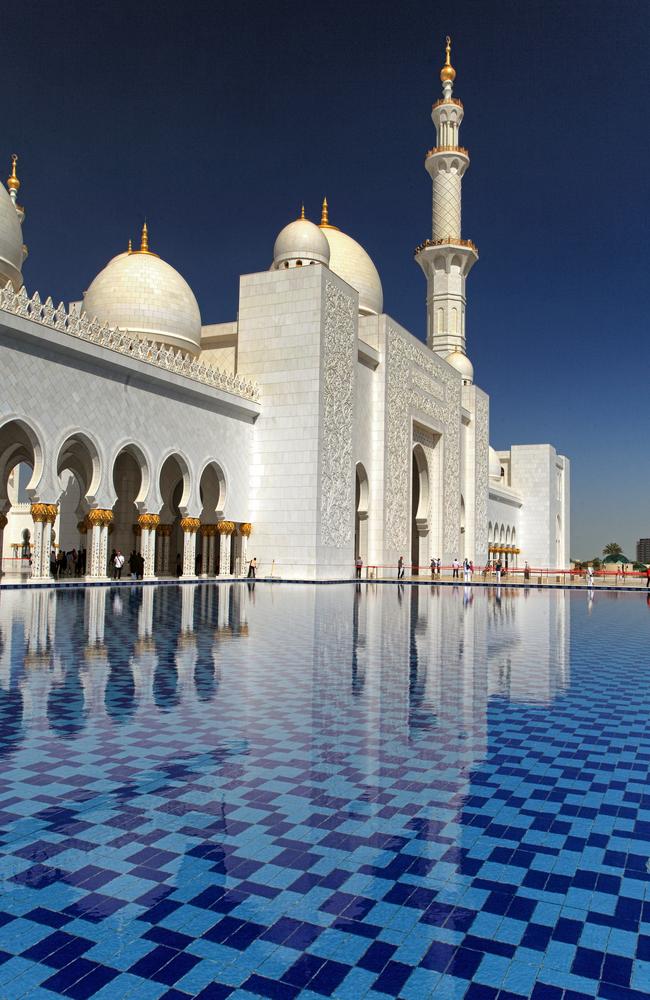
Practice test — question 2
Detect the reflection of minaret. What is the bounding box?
[176,584,198,705]
[48,590,88,738]
[195,585,220,702]
[351,586,366,695]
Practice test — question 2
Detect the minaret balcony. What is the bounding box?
[414,238,479,274]
[432,97,464,111]
[425,145,469,158]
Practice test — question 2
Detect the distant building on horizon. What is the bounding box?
[636,539,650,564]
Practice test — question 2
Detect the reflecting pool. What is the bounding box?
[0,583,648,999]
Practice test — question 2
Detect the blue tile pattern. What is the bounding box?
[0,583,649,999]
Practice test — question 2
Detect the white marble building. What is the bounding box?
[0,41,569,582]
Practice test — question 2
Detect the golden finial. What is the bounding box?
[7,153,20,194]
[440,35,456,83]
[300,203,305,220]
[320,196,329,227]
[127,238,133,253]
[140,221,149,253]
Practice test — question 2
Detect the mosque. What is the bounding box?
[0,40,569,582]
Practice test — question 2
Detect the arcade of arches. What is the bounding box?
[0,419,253,582]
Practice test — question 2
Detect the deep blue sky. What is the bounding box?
[4,0,649,559]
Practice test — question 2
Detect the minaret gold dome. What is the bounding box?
[440,36,456,83]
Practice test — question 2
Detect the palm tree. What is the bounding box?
[603,542,623,557]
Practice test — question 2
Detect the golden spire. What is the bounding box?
[300,203,305,219]
[7,154,20,194]
[320,196,329,227]
[440,35,456,83]
[127,238,133,253]
[140,221,149,253]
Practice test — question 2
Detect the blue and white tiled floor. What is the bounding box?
[0,582,649,999]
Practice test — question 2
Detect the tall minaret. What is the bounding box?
[415,37,478,360]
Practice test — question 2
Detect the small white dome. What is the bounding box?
[321,224,383,316]
[489,447,501,480]
[446,349,474,384]
[273,217,330,268]
[82,234,201,356]
[0,181,24,291]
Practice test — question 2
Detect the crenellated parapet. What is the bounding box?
[0,283,259,403]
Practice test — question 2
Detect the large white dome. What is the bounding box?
[446,349,474,384]
[273,215,330,268]
[319,201,383,316]
[0,179,24,291]
[82,229,201,356]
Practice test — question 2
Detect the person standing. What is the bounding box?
[646,565,650,589]
[524,561,530,582]
[113,550,124,580]
[587,564,594,587]
[248,557,257,579]
[452,557,460,580]
[397,556,404,580]
[437,557,441,578]
[430,558,435,580]
[355,555,362,579]
[129,550,138,579]
[495,558,502,584]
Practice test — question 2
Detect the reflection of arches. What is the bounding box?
[354,463,369,565]
[411,445,430,573]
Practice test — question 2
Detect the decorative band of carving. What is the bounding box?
[156,523,173,536]
[138,513,161,531]
[0,284,260,402]
[200,523,219,537]
[216,519,236,535]
[0,513,7,530]
[239,522,253,537]
[87,508,113,527]
[31,503,58,523]
[179,517,201,533]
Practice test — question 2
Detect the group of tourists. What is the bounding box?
[110,549,144,580]
[50,547,86,578]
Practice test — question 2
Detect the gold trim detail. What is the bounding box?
[432,97,463,110]
[319,196,339,231]
[200,523,219,537]
[239,522,253,537]
[414,237,478,256]
[425,145,469,157]
[31,503,58,523]
[179,517,201,533]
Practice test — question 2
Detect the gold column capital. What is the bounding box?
[31,502,58,524]
[156,523,173,536]
[239,522,253,537]
[138,512,161,531]
[216,519,236,535]
[87,508,113,527]
[179,517,201,533]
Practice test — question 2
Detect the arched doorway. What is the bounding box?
[56,433,102,570]
[112,445,149,563]
[199,462,226,576]
[0,419,42,576]
[411,445,429,575]
[355,463,369,566]
[159,454,191,577]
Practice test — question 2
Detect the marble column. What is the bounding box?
[0,512,6,577]
[239,523,252,576]
[87,509,113,579]
[207,530,217,576]
[138,513,160,579]
[30,503,58,581]
[217,520,235,576]
[199,525,211,577]
[155,524,172,575]
[180,517,200,578]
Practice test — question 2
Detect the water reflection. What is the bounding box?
[0,582,577,760]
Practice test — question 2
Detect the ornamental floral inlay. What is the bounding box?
[319,280,355,547]
[474,391,489,560]
[0,283,259,402]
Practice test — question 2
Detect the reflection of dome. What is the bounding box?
[82,225,201,356]
[446,349,473,384]
[0,177,24,291]
[320,199,383,316]
[273,212,330,269]
[489,447,501,480]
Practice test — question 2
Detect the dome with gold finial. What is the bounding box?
[0,154,25,290]
[440,35,456,83]
[272,206,331,269]
[319,198,383,316]
[82,223,202,356]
